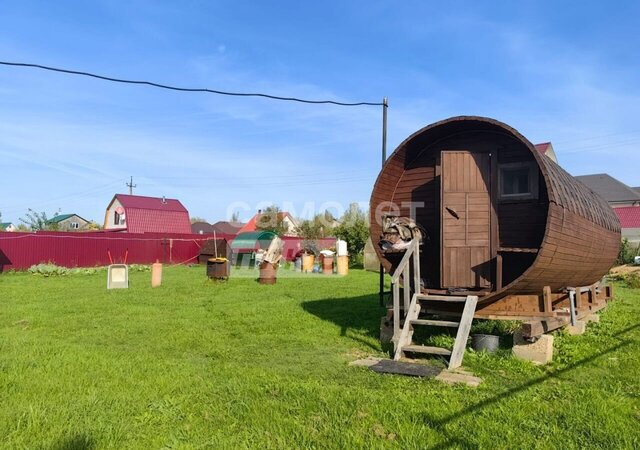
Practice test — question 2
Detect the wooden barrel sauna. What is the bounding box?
[370,116,620,318]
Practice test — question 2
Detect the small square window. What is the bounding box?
[499,163,538,200]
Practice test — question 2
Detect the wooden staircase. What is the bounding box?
[393,294,478,370]
[389,238,478,370]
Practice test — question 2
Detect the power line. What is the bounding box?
[0,61,384,107]
[0,179,123,215]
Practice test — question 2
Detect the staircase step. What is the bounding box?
[416,294,467,302]
[402,345,452,356]
[410,319,460,328]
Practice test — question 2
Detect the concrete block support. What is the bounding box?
[567,320,587,335]
[512,330,554,365]
[585,314,600,324]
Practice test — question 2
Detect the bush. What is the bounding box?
[348,253,364,269]
[333,203,369,257]
[26,263,150,276]
[471,319,521,336]
[28,263,69,277]
[28,263,104,277]
[616,238,639,265]
[623,272,640,289]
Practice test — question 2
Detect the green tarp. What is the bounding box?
[230,231,277,250]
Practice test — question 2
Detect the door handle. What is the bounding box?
[446,207,459,219]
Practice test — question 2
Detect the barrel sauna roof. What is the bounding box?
[375,116,619,232]
[371,116,621,297]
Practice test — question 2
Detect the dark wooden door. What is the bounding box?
[441,151,492,289]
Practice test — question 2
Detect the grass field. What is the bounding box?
[1,265,639,449]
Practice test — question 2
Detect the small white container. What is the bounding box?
[336,239,348,256]
[634,256,640,265]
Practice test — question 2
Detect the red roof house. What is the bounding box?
[238,210,299,236]
[534,142,558,163]
[614,206,640,229]
[103,194,191,234]
[614,206,640,245]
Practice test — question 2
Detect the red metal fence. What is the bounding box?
[0,231,336,271]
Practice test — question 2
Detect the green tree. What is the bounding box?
[296,211,335,241]
[20,209,60,231]
[231,211,241,222]
[190,216,207,224]
[255,205,288,236]
[333,203,369,255]
[86,221,103,231]
[296,212,335,254]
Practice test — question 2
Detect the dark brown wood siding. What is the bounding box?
[441,151,492,288]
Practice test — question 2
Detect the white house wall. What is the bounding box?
[283,217,296,236]
[622,227,640,245]
[104,198,125,229]
[58,216,89,231]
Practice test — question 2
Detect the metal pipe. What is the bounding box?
[569,289,577,326]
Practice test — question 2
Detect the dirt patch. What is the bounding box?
[609,264,640,276]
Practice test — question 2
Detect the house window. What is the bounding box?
[114,212,126,226]
[499,162,538,200]
[70,222,79,229]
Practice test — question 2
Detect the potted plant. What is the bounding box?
[469,320,510,353]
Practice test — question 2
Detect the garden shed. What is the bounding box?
[198,238,232,264]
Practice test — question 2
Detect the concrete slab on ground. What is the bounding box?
[349,357,383,367]
[358,359,482,387]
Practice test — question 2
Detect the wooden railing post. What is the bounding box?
[403,265,410,317]
[412,239,421,295]
[390,238,420,345]
[393,282,400,340]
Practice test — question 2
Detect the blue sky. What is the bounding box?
[1,1,639,224]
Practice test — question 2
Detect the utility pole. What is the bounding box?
[381,96,388,165]
[126,176,137,195]
[380,97,388,307]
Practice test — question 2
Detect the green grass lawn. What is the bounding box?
[1,266,639,449]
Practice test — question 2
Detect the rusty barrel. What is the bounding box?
[207,257,229,280]
[258,261,277,284]
[322,255,334,274]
